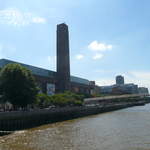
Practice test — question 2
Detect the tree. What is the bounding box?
[0,63,38,108]
[49,92,83,107]
[36,93,51,108]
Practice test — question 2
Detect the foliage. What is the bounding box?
[49,94,70,107]
[73,100,83,106]
[49,92,83,107]
[0,63,38,107]
[36,92,84,107]
[63,91,84,101]
[0,95,5,104]
[36,93,51,108]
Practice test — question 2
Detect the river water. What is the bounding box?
[0,104,150,150]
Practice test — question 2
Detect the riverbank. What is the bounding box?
[0,99,149,133]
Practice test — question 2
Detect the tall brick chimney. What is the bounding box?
[56,23,70,93]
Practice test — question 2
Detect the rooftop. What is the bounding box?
[0,59,90,85]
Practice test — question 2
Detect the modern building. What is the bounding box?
[100,85,114,94]
[100,75,139,95]
[115,83,138,94]
[89,81,101,95]
[116,75,124,85]
[138,87,149,94]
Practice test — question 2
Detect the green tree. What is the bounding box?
[49,92,83,107]
[0,63,38,108]
[36,93,51,108]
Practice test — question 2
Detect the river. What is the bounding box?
[0,104,150,150]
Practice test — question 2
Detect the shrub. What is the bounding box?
[50,94,69,107]
[73,100,83,106]
[49,92,83,107]
[36,93,51,108]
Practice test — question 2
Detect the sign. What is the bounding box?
[47,83,55,95]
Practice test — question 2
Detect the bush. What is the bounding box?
[36,93,51,108]
[34,92,84,108]
[47,92,84,107]
[73,100,83,106]
[50,94,69,107]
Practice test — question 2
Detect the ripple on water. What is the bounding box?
[0,104,150,150]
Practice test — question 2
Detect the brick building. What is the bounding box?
[0,23,98,95]
[0,58,94,95]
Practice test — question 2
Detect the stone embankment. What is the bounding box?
[0,100,149,134]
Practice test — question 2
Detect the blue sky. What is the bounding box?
[0,0,150,89]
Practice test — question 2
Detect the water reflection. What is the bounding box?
[0,104,150,150]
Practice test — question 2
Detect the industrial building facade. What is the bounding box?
[0,23,96,95]
[0,58,94,95]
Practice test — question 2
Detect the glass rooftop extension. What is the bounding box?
[0,59,90,85]
[0,59,55,78]
[71,76,90,85]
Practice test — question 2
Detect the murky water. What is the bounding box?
[1,104,150,150]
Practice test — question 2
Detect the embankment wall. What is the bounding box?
[0,101,148,132]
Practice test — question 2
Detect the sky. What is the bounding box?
[0,0,150,90]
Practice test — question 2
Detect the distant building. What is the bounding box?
[116,75,124,85]
[138,87,149,94]
[101,84,138,95]
[100,76,139,95]
[100,85,114,94]
[89,81,101,95]
[116,83,138,94]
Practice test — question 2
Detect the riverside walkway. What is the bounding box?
[84,94,149,105]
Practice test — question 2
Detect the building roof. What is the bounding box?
[0,59,90,85]
[0,59,55,78]
[70,76,90,85]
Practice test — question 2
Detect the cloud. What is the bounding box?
[93,53,103,60]
[129,71,150,79]
[125,71,150,90]
[75,54,84,60]
[0,8,46,26]
[32,17,46,24]
[88,41,112,51]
